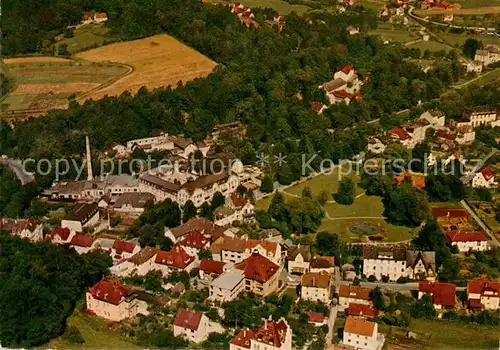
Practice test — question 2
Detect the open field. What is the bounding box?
[56,24,118,54]
[369,23,418,43]
[407,40,451,52]
[381,318,499,349]
[1,59,128,112]
[453,0,500,8]
[46,309,138,349]
[75,34,217,101]
[207,0,310,14]
[414,6,500,15]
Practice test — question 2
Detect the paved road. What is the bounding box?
[326,267,342,346]
[0,159,35,185]
[408,6,493,31]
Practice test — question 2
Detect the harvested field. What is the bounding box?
[12,83,100,95]
[3,57,72,64]
[414,6,500,15]
[75,34,217,101]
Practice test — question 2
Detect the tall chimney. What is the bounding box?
[86,135,93,181]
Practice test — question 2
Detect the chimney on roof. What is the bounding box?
[86,135,93,181]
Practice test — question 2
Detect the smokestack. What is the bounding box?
[86,135,93,181]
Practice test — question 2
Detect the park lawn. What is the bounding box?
[46,309,139,349]
[467,67,500,86]
[256,191,295,211]
[381,318,499,349]
[57,24,118,54]
[324,194,384,218]
[438,32,500,48]
[407,40,451,53]
[207,0,310,14]
[283,168,363,198]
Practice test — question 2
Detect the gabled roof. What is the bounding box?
[64,202,98,223]
[230,191,249,207]
[322,78,347,92]
[89,280,130,305]
[406,250,435,273]
[287,244,311,262]
[467,278,500,296]
[338,285,371,300]
[244,239,278,255]
[113,240,136,254]
[253,319,289,347]
[419,281,456,307]
[155,246,194,269]
[344,316,376,337]
[310,101,327,113]
[210,235,245,254]
[235,253,280,283]
[389,127,410,140]
[479,167,495,181]
[301,271,331,288]
[0,218,41,234]
[50,227,71,241]
[173,308,203,330]
[179,230,210,249]
[114,192,155,209]
[70,234,96,247]
[445,230,489,242]
[310,255,335,268]
[126,247,158,265]
[303,311,326,324]
[363,246,407,261]
[337,64,354,74]
[199,259,225,274]
[231,329,254,349]
[169,217,225,239]
[347,303,379,318]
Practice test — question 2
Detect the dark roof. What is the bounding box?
[140,174,181,193]
[181,172,230,192]
[127,247,158,265]
[200,259,225,274]
[287,244,311,262]
[64,202,98,223]
[114,192,155,209]
[406,250,436,272]
[174,308,203,330]
[310,255,335,268]
[301,271,331,288]
[235,253,280,283]
[363,245,407,261]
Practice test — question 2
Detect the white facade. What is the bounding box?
[288,253,310,275]
[363,257,407,281]
[472,171,495,188]
[302,285,331,304]
[173,314,224,343]
[86,292,148,322]
[208,269,245,303]
[452,240,490,253]
[110,256,157,277]
[343,318,384,350]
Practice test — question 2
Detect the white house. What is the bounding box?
[474,45,500,67]
[319,64,364,105]
[173,308,224,343]
[472,167,496,188]
[178,230,211,256]
[466,60,483,74]
[86,280,149,322]
[338,285,372,309]
[467,278,500,311]
[110,247,158,277]
[113,192,155,213]
[69,234,96,254]
[287,244,311,275]
[366,137,386,154]
[165,217,226,244]
[199,259,230,281]
[342,316,385,350]
[445,230,490,252]
[301,271,332,304]
[0,218,44,242]
[418,281,456,311]
[230,318,292,350]
[49,227,75,244]
[457,106,498,128]
[61,202,100,233]
[208,269,245,303]
[419,110,445,128]
[111,240,141,262]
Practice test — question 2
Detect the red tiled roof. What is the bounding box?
[230,191,249,207]
[304,311,326,323]
[332,89,353,99]
[419,281,456,307]
[82,14,90,20]
[70,234,96,247]
[127,247,158,265]
[244,239,278,255]
[347,303,379,318]
[231,329,254,349]
[310,101,326,113]
[468,298,483,309]
[89,280,129,305]
[467,278,500,295]
[344,316,376,337]
[173,308,203,330]
[253,319,289,347]
[338,285,371,300]
[437,129,456,141]
[235,253,280,283]
[389,127,410,140]
[480,167,495,181]
[50,227,71,241]
[338,64,353,74]
[179,230,209,249]
[200,259,225,274]
[431,207,469,218]
[155,246,194,269]
[445,230,489,242]
[113,240,136,254]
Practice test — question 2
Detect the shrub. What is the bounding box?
[63,326,85,344]
[381,275,390,283]
[397,276,410,284]
[367,275,377,282]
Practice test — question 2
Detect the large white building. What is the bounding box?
[456,106,498,128]
[342,316,385,350]
[445,230,490,252]
[363,246,436,281]
[474,45,500,67]
[467,278,500,311]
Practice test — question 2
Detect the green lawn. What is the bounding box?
[323,194,384,218]
[369,23,418,43]
[207,0,310,14]
[407,40,451,53]
[46,309,139,349]
[438,32,500,48]
[283,168,363,198]
[57,24,119,54]
[1,94,38,110]
[381,318,500,349]
[256,191,295,211]
[452,0,500,8]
